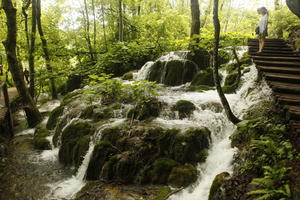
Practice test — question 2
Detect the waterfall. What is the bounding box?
[46,119,125,199]
[167,65,272,200]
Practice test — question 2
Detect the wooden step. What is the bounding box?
[257,66,300,74]
[285,106,300,121]
[250,52,300,57]
[254,60,300,67]
[263,72,300,83]
[268,81,300,94]
[249,47,292,51]
[249,49,293,53]
[248,38,285,42]
[251,56,300,62]
[275,93,300,106]
[248,43,288,48]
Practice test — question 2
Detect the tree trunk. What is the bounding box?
[22,0,31,55]
[101,2,108,51]
[118,0,124,42]
[92,0,97,49]
[36,0,57,99]
[29,0,37,98]
[212,0,241,125]
[2,0,42,127]
[83,0,95,61]
[201,0,212,28]
[232,48,242,81]
[190,0,200,49]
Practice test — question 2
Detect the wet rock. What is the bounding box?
[168,164,198,188]
[33,129,51,150]
[150,158,180,184]
[171,127,211,164]
[58,120,92,167]
[208,172,231,200]
[222,71,239,94]
[46,106,64,130]
[200,102,223,113]
[127,98,161,121]
[172,100,196,119]
[146,60,199,86]
[122,72,133,80]
[190,67,215,87]
[186,49,210,70]
[86,125,211,186]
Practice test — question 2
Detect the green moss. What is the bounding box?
[240,53,252,65]
[61,90,82,106]
[72,135,90,169]
[101,126,123,145]
[168,164,198,188]
[86,141,117,180]
[46,106,64,130]
[122,72,134,80]
[208,172,230,200]
[191,68,214,87]
[222,71,240,94]
[75,181,98,198]
[58,120,92,166]
[80,105,95,119]
[154,186,172,200]
[127,98,161,121]
[218,50,232,65]
[172,100,196,119]
[33,129,51,150]
[171,128,211,164]
[150,158,180,184]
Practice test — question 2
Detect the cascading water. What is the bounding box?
[37,48,272,200]
[46,119,125,199]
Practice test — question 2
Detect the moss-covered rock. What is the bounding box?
[171,127,211,164]
[168,164,198,188]
[240,53,252,65]
[222,71,239,94]
[122,72,134,80]
[218,50,232,65]
[86,141,118,180]
[46,106,64,130]
[33,128,51,150]
[208,172,230,200]
[58,120,92,167]
[146,59,199,86]
[66,74,84,93]
[127,98,161,121]
[187,49,210,70]
[172,100,196,119]
[191,67,214,87]
[150,158,180,184]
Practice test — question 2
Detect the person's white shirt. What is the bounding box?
[259,14,268,34]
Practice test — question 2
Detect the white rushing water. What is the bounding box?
[167,65,272,200]
[40,48,272,200]
[46,119,125,200]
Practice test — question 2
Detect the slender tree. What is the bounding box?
[36,0,57,99]
[29,0,37,97]
[92,0,97,49]
[2,0,42,127]
[201,0,212,28]
[190,0,200,49]
[83,0,95,61]
[118,0,124,42]
[212,0,241,125]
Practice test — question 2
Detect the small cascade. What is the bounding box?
[135,51,197,86]
[46,119,125,200]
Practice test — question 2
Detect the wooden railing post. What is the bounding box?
[2,83,13,138]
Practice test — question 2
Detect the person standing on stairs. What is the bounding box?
[257,7,269,53]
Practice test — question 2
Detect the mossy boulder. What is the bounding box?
[127,98,161,120]
[146,60,198,86]
[190,68,214,87]
[222,71,239,94]
[240,53,252,65]
[150,158,180,184]
[58,120,92,167]
[187,49,210,70]
[208,172,230,200]
[86,141,118,180]
[218,50,231,65]
[171,128,211,164]
[122,72,134,80]
[46,106,64,130]
[168,164,198,187]
[172,100,196,119]
[33,128,51,150]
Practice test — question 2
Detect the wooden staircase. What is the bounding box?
[248,38,300,133]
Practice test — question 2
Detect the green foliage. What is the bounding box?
[84,73,161,105]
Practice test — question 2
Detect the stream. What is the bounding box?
[3,50,272,200]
